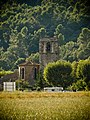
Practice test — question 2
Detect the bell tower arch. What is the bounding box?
[39,37,59,70]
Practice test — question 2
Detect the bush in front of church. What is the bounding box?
[43,60,72,89]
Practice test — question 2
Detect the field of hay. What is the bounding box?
[0,91,90,120]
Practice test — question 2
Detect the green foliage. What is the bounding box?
[78,28,90,44]
[76,60,90,85]
[21,26,28,36]
[44,59,90,90]
[57,33,65,45]
[0,70,13,78]
[77,28,90,60]
[44,60,72,88]
[71,61,78,81]
[0,60,9,70]
[13,58,25,70]
[26,52,39,63]
[59,28,90,62]
[0,0,90,70]
[66,59,90,91]
[36,28,46,38]
[59,41,78,62]
[76,80,87,91]
[54,24,64,36]
[16,80,30,91]
[69,80,87,91]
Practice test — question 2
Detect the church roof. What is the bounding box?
[19,61,40,66]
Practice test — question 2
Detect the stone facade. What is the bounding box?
[18,37,59,86]
[39,36,59,70]
[19,61,40,85]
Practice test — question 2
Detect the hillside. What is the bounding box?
[0,0,90,70]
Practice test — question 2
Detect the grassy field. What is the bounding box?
[0,91,90,120]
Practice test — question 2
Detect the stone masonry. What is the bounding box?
[39,36,59,70]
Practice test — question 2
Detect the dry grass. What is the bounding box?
[0,91,90,98]
[0,91,90,120]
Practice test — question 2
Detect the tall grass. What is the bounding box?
[0,92,90,120]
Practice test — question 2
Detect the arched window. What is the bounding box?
[46,42,51,52]
[34,67,37,79]
[21,68,25,79]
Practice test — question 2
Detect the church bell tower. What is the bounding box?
[39,37,59,70]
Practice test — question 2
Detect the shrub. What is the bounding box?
[76,60,90,90]
[0,70,13,78]
[69,79,87,91]
[43,60,72,88]
[16,80,30,91]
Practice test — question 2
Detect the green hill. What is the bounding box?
[0,0,90,70]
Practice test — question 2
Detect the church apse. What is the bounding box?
[19,61,40,85]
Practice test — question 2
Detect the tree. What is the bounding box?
[71,61,78,81]
[77,28,90,44]
[0,60,9,71]
[44,60,72,88]
[21,26,28,36]
[12,58,25,70]
[16,80,30,91]
[69,79,87,91]
[77,28,90,60]
[59,41,78,62]
[76,60,90,90]
[0,70,13,78]
[26,52,39,63]
[54,24,64,36]
[0,0,90,71]
[57,33,65,45]
[75,80,87,91]
[36,28,46,38]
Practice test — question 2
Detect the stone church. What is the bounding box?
[18,36,59,85]
[0,37,59,90]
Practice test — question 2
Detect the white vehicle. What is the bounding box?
[44,87,63,92]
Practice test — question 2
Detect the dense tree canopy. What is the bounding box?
[44,61,72,88]
[69,59,90,91]
[76,60,90,84]
[44,59,90,90]
[0,0,90,70]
